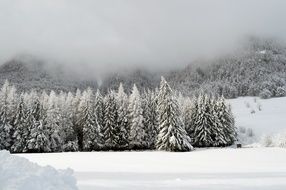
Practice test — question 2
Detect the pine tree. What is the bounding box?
[62,92,78,151]
[142,90,158,149]
[26,96,50,153]
[45,91,63,152]
[128,85,145,149]
[94,89,104,149]
[11,95,29,153]
[102,91,120,150]
[78,89,102,151]
[116,83,129,149]
[95,89,105,129]
[184,97,194,139]
[156,77,193,152]
[215,97,236,146]
[190,94,217,147]
[0,81,13,150]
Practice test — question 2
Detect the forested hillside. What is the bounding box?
[0,56,98,92]
[0,38,285,98]
[168,38,286,98]
[102,38,286,98]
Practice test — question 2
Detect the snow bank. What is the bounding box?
[0,150,78,190]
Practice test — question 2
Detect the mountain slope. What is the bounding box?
[0,57,98,92]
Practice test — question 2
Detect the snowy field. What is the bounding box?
[19,148,286,190]
[16,97,286,190]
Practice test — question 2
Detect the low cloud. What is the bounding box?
[0,0,286,76]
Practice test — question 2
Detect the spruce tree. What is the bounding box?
[45,91,63,152]
[156,77,193,152]
[78,90,102,151]
[26,96,50,153]
[215,97,236,146]
[0,81,13,150]
[95,89,104,130]
[11,96,29,153]
[102,91,120,150]
[142,90,158,149]
[190,94,218,147]
[62,92,79,151]
[128,85,145,149]
[116,83,129,149]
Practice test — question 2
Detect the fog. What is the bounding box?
[0,0,286,76]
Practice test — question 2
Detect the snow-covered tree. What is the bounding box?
[156,77,193,152]
[11,95,29,153]
[116,83,129,149]
[102,91,120,150]
[0,81,14,150]
[26,96,50,153]
[78,89,102,151]
[215,97,236,146]
[128,85,145,149]
[62,92,78,151]
[44,91,63,152]
[95,89,104,129]
[188,94,216,147]
[142,90,158,149]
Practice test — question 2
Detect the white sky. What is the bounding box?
[0,0,286,75]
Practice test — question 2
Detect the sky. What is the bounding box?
[0,0,286,76]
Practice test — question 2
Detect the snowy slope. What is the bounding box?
[228,97,286,136]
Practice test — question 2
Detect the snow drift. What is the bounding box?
[0,150,78,190]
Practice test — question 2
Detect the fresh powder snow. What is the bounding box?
[0,150,78,190]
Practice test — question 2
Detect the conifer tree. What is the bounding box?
[26,97,50,153]
[116,83,129,149]
[156,77,193,152]
[78,89,102,151]
[215,97,236,146]
[189,94,218,147]
[62,92,78,151]
[11,96,29,153]
[45,91,63,152]
[95,89,104,130]
[0,80,13,150]
[102,91,120,150]
[142,90,158,149]
[128,85,145,149]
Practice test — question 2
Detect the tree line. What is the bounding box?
[0,77,236,153]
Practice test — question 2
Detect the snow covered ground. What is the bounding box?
[19,148,286,190]
[228,97,286,137]
[16,97,286,190]
[0,150,77,190]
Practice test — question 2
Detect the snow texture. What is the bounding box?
[0,150,78,190]
[19,148,286,190]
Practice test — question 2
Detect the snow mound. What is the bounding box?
[0,150,78,190]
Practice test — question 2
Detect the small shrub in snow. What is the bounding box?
[259,89,272,99]
[276,86,286,97]
[260,135,274,147]
[274,133,286,148]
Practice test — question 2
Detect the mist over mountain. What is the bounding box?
[0,37,285,99]
[1,0,286,76]
[0,55,98,92]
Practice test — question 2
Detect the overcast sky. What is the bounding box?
[0,0,286,75]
